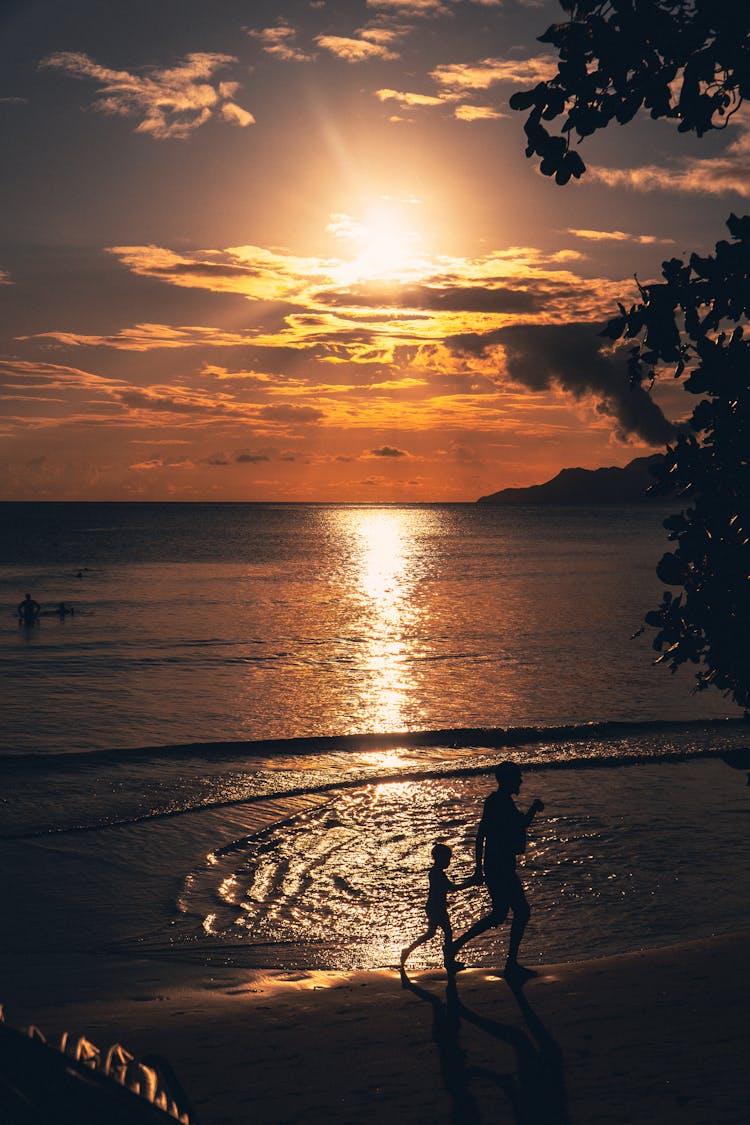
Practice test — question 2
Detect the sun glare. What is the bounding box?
[329,200,426,283]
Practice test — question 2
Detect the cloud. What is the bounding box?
[235,450,271,462]
[40,52,254,139]
[20,323,265,351]
[454,104,507,121]
[375,88,447,108]
[114,386,231,415]
[366,0,450,14]
[0,96,27,105]
[565,229,675,245]
[368,444,409,457]
[0,269,12,285]
[220,101,255,127]
[258,404,324,423]
[315,35,399,62]
[23,243,627,375]
[448,322,676,444]
[590,121,750,199]
[430,55,557,92]
[247,23,315,62]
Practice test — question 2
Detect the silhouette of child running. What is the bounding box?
[401,842,470,976]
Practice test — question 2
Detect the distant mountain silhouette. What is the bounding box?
[477,454,663,505]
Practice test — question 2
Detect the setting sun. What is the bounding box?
[328,200,426,282]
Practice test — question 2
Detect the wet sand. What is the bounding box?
[3,930,748,1124]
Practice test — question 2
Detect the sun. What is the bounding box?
[328,200,426,283]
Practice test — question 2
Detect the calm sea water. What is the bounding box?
[1,502,748,970]
[0,501,741,754]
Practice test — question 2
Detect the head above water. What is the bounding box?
[431,842,452,868]
[494,760,523,793]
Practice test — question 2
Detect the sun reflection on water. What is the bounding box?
[334,507,433,733]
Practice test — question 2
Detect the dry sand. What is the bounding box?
[3,930,748,1124]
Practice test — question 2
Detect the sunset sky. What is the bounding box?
[2,0,747,501]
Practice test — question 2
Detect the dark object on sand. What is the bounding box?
[0,1010,199,1124]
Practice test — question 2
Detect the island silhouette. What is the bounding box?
[477,454,662,506]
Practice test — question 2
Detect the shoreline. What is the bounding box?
[3,931,748,1124]
[3,713,748,765]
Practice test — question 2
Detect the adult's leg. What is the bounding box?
[505,877,532,972]
[452,894,509,956]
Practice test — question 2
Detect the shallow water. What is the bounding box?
[2,503,748,972]
[4,757,747,971]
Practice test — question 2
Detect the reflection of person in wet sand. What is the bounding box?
[17,593,41,627]
[400,843,471,977]
[452,761,544,980]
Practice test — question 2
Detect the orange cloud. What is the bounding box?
[566,228,675,245]
[23,244,627,368]
[375,88,449,107]
[454,104,507,121]
[590,121,750,199]
[315,35,399,62]
[40,52,254,138]
[430,55,557,91]
[246,23,315,62]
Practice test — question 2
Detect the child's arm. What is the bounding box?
[452,876,478,891]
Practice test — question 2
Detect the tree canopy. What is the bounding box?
[510,1,750,184]
[510,1,750,709]
[604,214,750,708]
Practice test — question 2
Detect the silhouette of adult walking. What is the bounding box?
[452,761,544,979]
[17,593,41,628]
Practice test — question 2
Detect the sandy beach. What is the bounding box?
[3,929,748,1125]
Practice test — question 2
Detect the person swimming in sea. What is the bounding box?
[17,593,41,628]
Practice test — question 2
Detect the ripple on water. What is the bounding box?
[177,759,750,970]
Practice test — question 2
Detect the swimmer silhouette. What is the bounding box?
[17,593,40,628]
[452,762,544,980]
[400,843,471,976]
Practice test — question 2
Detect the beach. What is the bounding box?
[2,504,749,1122]
[1,753,749,1124]
[3,931,748,1124]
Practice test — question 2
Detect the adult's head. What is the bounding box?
[494,760,522,794]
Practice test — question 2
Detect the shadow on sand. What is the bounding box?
[401,968,569,1125]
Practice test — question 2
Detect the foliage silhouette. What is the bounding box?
[510,1,749,185]
[603,215,750,708]
[510,2,750,710]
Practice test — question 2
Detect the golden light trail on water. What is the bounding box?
[334,507,429,734]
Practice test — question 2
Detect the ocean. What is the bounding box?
[1,501,748,971]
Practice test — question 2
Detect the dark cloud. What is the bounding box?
[115,388,213,414]
[369,445,409,458]
[258,403,324,422]
[448,321,676,445]
[236,451,271,463]
[151,261,263,279]
[315,282,555,313]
